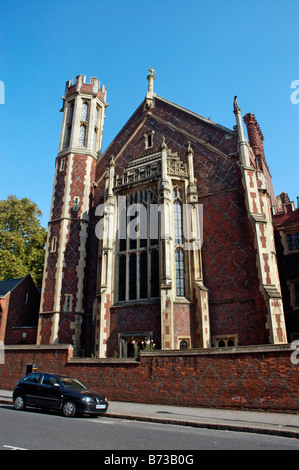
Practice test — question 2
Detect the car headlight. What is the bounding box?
[82,396,93,403]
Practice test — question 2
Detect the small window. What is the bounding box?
[66,126,72,147]
[179,340,188,350]
[68,103,74,123]
[51,236,57,252]
[213,335,238,348]
[65,294,72,312]
[286,232,299,251]
[24,292,29,304]
[60,158,66,171]
[81,102,88,122]
[144,132,154,149]
[79,125,86,146]
[72,197,80,212]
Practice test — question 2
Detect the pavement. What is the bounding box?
[1,389,299,439]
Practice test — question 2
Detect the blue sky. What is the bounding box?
[0,0,298,228]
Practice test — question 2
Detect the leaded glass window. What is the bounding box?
[150,250,159,298]
[118,256,126,301]
[287,232,299,251]
[81,102,88,121]
[69,103,74,123]
[174,201,183,244]
[173,186,185,296]
[129,253,137,300]
[79,125,86,146]
[117,188,159,301]
[139,251,148,299]
[173,185,183,244]
[66,126,72,147]
[175,248,185,297]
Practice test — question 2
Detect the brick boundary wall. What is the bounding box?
[0,344,298,413]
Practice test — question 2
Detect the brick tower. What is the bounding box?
[37,75,108,355]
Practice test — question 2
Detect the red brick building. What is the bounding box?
[274,193,299,341]
[37,70,288,357]
[0,275,40,345]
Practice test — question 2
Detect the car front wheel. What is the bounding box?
[14,395,26,411]
[62,400,76,417]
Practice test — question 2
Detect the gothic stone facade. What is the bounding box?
[37,71,287,357]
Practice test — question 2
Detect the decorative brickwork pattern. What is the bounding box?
[0,346,298,413]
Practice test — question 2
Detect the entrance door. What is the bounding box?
[119,332,153,358]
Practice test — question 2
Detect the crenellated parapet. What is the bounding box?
[63,74,108,104]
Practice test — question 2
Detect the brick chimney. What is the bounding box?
[243,113,277,206]
[243,113,265,168]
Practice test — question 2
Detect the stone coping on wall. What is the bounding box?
[69,357,139,364]
[3,342,295,361]
[3,344,73,351]
[141,343,294,357]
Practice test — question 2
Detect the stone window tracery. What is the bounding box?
[117,188,159,302]
[173,185,185,297]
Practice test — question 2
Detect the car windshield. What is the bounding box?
[59,377,86,389]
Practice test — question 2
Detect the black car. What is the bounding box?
[13,372,109,417]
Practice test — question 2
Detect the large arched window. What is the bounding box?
[173,185,185,297]
[118,188,159,301]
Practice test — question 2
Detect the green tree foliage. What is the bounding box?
[0,195,47,288]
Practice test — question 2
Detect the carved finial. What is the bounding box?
[187,141,194,155]
[233,95,240,113]
[147,67,155,94]
[109,155,115,167]
[148,66,155,77]
[161,136,167,150]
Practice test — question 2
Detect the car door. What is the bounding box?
[20,373,42,406]
[35,374,62,410]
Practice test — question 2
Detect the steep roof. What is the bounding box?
[101,94,236,164]
[155,95,235,135]
[0,276,28,298]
